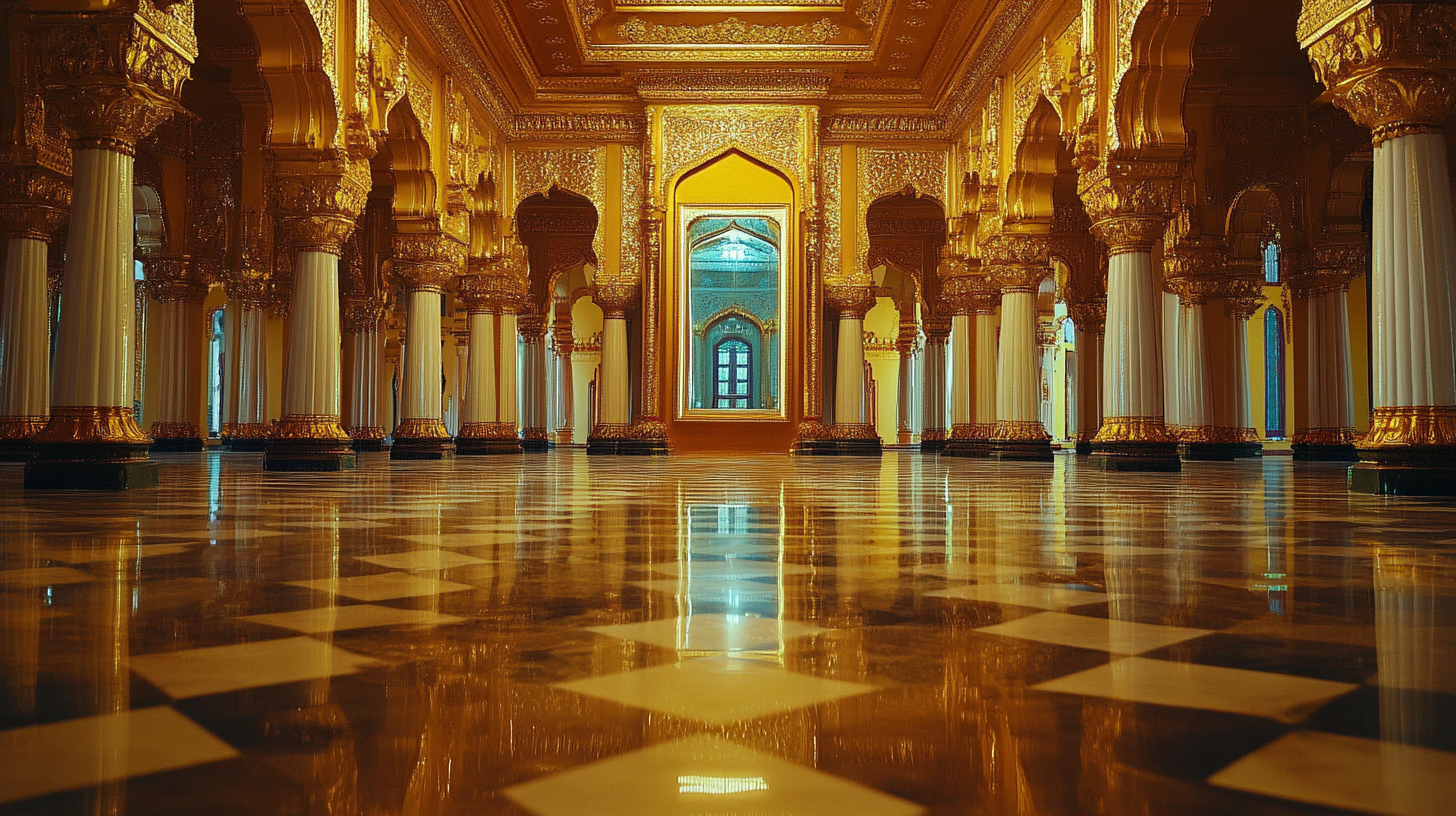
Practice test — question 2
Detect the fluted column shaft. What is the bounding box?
[1176,299,1211,431]
[950,314,972,428]
[519,315,549,451]
[974,313,999,434]
[1100,249,1167,434]
[282,250,344,425]
[1074,325,1103,448]
[462,312,498,427]
[555,339,575,444]
[146,296,205,446]
[342,327,384,443]
[229,305,270,444]
[0,237,51,453]
[994,289,1043,433]
[834,315,867,425]
[919,330,947,448]
[1296,289,1357,444]
[398,288,445,428]
[896,344,915,445]
[499,311,519,429]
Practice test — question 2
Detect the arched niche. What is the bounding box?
[667,150,799,452]
[377,98,437,219]
[238,0,338,149]
[516,189,599,317]
[1006,98,1064,227]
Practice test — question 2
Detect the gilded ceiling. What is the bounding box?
[459,0,1016,113]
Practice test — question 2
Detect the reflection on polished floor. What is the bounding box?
[2,451,1454,815]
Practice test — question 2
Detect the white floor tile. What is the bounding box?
[286,572,475,601]
[0,707,238,804]
[1210,731,1456,816]
[505,734,923,816]
[587,614,826,653]
[129,637,379,698]
[977,612,1211,654]
[923,583,1112,610]
[1034,657,1357,722]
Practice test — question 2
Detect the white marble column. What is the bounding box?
[991,283,1051,452]
[499,310,520,433]
[1074,324,1103,452]
[918,322,948,450]
[391,286,453,458]
[519,313,550,451]
[1292,249,1361,460]
[341,307,386,450]
[895,318,916,445]
[834,314,867,425]
[143,260,207,451]
[552,309,575,445]
[0,232,52,459]
[588,282,637,452]
[1175,296,1211,438]
[949,313,973,431]
[228,303,270,449]
[973,312,1000,438]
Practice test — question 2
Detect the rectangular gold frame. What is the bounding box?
[676,204,792,421]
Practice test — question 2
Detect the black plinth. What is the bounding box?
[790,437,882,457]
[351,439,389,453]
[942,439,991,458]
[1181,442,1263,461]
[987,439,1055,462]
[456,438,522,455]
[521,438,549,453]
[226,438,268,452]
[1074,440,1093,456]
[150,437,204,453]
[1293,443,1357,462]
[919,438,947,454]
[0,440,36,462]
[1092,441,1182,472]
[390,439,456,460]
[264,440,357,472]
[587,437,672,456]
[25,442,158,490]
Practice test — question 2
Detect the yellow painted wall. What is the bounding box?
[865,296,901,444]
[571,296,604,443]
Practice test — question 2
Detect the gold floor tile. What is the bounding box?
[554,657,876,724]
[504,734,923,816]
[922,582,1113,610]
[0,707,239,804]
[147,529,285,541]
[36,543,195,564]
[1064,545,1186,557]
[286,572,475,601]
[129,637,380,698]
[1209,731,1456,816]
[1034,657,1358,722]
[912,562,1036,582]
[239,604,465,634]
[0,566,94,588]
[353,549,493,571]
[587,614,826,653]
[397,533,526,549]
[977,611,1212,654]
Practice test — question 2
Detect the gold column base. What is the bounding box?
[920,428,947,443]
[1093,416,1176,444]
[553,427,574,446]
[458,422,521,440]
[587,422,632,441]
[33,406,152,446]
[150,421,202,439]
[0,415,47,441]
[393,417,452,440]
[950,422,995,441]
[346,425,387,442]
[991,420,1051,442]
[795,421,826,441]
[825,423,880,441]
[1293,427,1358,446]
[1176,425,1261,444]
[222,422,271,441]
[1357,407,1456,448]
[270,414,351,442]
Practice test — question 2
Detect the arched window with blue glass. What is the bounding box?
[1264,307,1286,439]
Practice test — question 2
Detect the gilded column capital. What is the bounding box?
[981,233,1050,293]
[825,283,875,319]
[1163,243,1227,305]
[1303,3,1456,146]
[1066,299,1107,336]
[0,165,71,241]
[1078,161,1179,254]
[592,281,640,318]
[940,274,1000,315]
[517,312,549,340]
[1289,242,1370,297]
[31,11,194,155]
[274,152,371,255]
[341,298,386,334]
[456,273,523,314]
[922,313,953,340]
[1225,278,1267,319]
[142,256,208,304]
[391,231,466,292]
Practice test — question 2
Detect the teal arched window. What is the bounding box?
[1265,308,1286,439]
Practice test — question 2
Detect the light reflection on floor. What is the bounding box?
[0,450,1453,815]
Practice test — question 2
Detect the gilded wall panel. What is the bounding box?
[822,145,842,282]
[512,146,608,265]
[620,145,643,282]
[657,105,809,203]
[855,147,948,279]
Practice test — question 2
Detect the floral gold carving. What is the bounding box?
[658,106,808,202]
[33,406,152,448]
[1093,414,1176,444]
[1358,405,1456,448]
[1078,161,1179,254]
[855,147,948,276]
[513,146,607,263]
[391,231,467,290]
[272,414,351,442]
[616,16,841,45]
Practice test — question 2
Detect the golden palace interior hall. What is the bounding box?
[2,0,1456,813]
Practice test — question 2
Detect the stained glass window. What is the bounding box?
[1265,308,1286,439]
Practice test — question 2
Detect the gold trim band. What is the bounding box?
[150,421,202,439]
[458,422,520,440]
[1292,427,1358,446]
[1358,406,1456,448]
[346,425,388,442]
[271,415,350,442]
[0,415,47,441]
[393,417,452,440]
[991,420,1051,442]
[1093,416,1176,444]
[34,406,152,445]
[222,422,271,440]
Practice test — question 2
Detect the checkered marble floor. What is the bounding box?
[1,450,1454,815]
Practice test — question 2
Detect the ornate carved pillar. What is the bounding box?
[552,300,575,446]
[630,206,669,453]
[341,298,387,452]
[0,197,67,461]
[143,257,208,452]
[895,313,917,445]
[983,234,1054,461]
[1067,299,1106,456]
[815,283,880,456]
[499,304,520,438]
[456,271,522,454]
[919,314,951,452]
[264,153,371,472]
[1080,164,1182,472]
[25,7,193,489]
[943,274,1000,457]
[1304,2,1456,492]
[586,281,639,455]
[390,231,462,460]
[1288,244,1366,461]
[518,310,550,453]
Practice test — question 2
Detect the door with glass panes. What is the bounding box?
[714,338,752,408]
